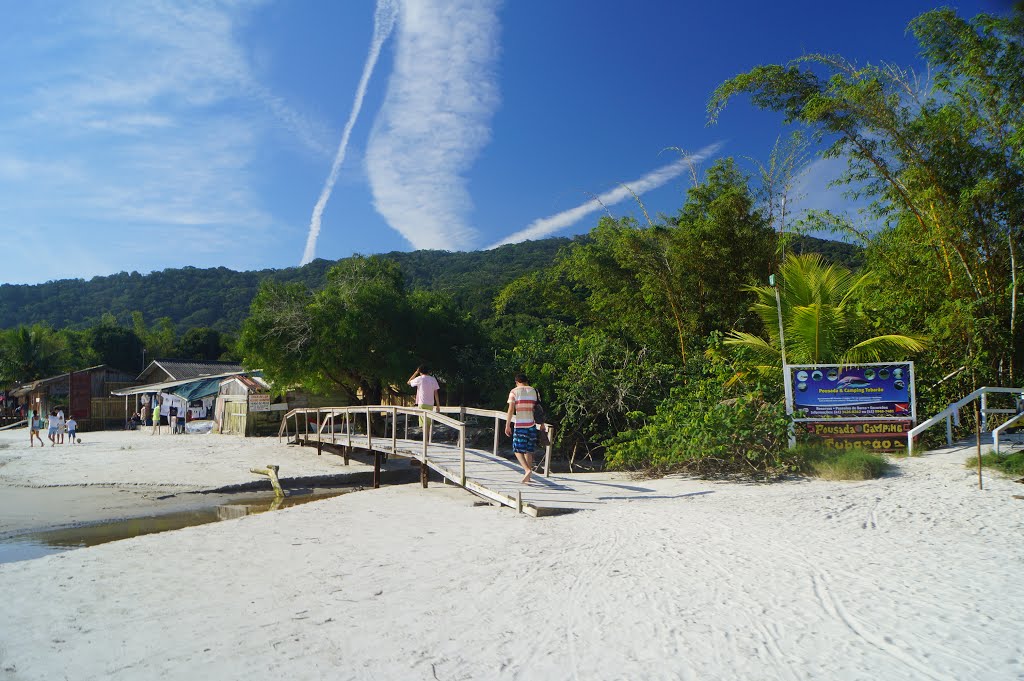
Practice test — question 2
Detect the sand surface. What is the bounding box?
[0,428,1022,680]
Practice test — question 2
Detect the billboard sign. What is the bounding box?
[796,420,912,452]
[789,363,915,421]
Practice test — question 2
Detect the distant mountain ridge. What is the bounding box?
[0,235,860,332]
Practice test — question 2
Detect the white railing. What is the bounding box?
[278,404,555,483]
[991,409,1024,454]
[907,386,1023,456]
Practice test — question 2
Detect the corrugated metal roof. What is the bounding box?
[112,370,255,396]
[8,364,126,397]
[138,359,245,382]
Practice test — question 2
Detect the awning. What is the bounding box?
[171,377,223,402]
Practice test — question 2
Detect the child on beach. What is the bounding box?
[66,417,78,444]
[28,410,44,447]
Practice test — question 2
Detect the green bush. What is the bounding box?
[605,379,795,478]
[966,451,1024,477]
[796,443,890,480]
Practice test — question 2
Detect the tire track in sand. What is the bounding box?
[811,571,956,681]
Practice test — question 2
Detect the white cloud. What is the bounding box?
[488,143,724,248]
[301,0,400,265]
[0,0,329,280]
[366,0,503,250]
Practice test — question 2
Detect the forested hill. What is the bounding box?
[0,238,572,332]
[0,234,859,332]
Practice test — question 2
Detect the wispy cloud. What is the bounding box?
[488,143,723,248]
[366,0,503,250]
[301,0,400,265]
[0,1,330,281]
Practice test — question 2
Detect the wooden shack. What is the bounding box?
[9,365,139,431]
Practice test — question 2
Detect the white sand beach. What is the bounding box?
[0,428,1022,680]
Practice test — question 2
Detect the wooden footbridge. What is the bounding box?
[279,405,597,517]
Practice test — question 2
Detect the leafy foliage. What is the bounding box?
[710,6,1024,421]
[968,451,1024,477]
[725,253,927,368]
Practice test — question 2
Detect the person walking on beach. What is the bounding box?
[56,408,66,445]
[140,401,150,427]
[408,366,441,443]
[28,409,44,447]
[151,394,163,435]
[505,373,539,484]
[169,404,179,434]
[66,416,77,444]
[47,410,60,447]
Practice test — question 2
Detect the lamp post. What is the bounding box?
[771,273,796,447]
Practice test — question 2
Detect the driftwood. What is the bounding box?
[251,464,284,497]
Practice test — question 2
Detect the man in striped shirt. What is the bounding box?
[505,373,539,484]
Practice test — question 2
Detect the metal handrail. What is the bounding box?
[991,410,1024,454]
[908,386,1023,456]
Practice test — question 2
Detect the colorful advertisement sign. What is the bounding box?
[790,363,914,420]
[796,420,912,452]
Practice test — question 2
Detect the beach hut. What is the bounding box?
[215,374,277,436]
[7,365,139,431]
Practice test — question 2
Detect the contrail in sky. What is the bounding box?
[487,142,723,248]
[300,0,399,265]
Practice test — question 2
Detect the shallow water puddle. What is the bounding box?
[0,489,350,564]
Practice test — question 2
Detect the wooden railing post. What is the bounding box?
[493,415,500,455]
[366,407,372,451]
[422,413,429,462]
[392,407,397,454]
[316,409,323,456]
[544,425,554,477]
[331,410,336,444]
[346,410,352,449]
[459,425,466,486]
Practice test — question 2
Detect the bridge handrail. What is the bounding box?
[908,386,1023,456]
[278,404,554,480]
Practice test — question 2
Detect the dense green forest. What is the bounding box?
[6,7,1015,480]
[0,238,577,332]
[0,234,855,333]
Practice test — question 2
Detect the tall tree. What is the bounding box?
[88,324,145,372]
[240,256,486,404]
[708,7,1024,393]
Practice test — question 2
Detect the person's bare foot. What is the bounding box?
[521,472,532,484]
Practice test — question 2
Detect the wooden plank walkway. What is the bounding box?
[294,432,616,516]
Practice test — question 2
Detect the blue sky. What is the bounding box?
[0,0,1001,285]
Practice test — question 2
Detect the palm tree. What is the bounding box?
[725,253,926,368]
[0,325,65,386]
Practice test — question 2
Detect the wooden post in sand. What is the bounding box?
[251,464,284,497]
[373,452,381,489]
